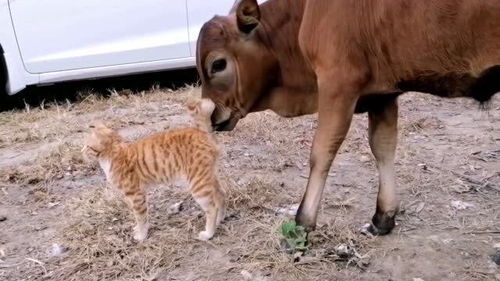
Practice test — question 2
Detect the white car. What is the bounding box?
[0,0,242,96]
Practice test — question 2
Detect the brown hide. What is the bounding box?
[197,0,500,129]
[196,0,500,234]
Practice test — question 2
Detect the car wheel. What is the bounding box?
[0,52,10,110]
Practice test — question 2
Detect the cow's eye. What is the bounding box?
[211,59,227,74]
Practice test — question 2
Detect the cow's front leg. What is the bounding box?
[295,71,363,230]
[365,97,399,235]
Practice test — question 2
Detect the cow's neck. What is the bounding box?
[252,0,318,117]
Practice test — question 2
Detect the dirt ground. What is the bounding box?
[0,84,499,281]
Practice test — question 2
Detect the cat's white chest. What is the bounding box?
[98,159,112,181]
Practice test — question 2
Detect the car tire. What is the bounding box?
[0,51,10,110]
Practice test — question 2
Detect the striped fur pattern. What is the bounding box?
[82,99,225,241]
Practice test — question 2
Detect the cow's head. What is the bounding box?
[196,0,277,131]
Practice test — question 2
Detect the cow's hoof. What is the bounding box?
[360,223,392,236]
[294,215,316,232]
[371,211,396,235]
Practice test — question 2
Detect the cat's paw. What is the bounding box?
[133,225,149,242]
[197,231,214,241]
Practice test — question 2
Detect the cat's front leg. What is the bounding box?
[198,205,217,241]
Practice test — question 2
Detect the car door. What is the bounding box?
[8,0,190,74]
[187,0,269,56]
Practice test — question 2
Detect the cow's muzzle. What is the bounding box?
[213,115,240,131]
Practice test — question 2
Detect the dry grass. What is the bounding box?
[1,86,499,281]
[47,174,372,281]
[0,86,198,185]
[0,85,197,148]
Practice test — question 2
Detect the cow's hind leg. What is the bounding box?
[365,96,399,235]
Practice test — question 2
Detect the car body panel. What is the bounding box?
[39,56,194,84]
[0,0,268,95]
[0,0,38,94]
[8,0,190,73]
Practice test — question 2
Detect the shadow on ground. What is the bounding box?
[1,68,199,111]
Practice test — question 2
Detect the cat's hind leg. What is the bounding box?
[214,179,226,225]
[216,203,226,226]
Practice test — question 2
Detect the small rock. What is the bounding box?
[167,202,183,215]
[240,270,253,280]
[296,256,321,266]
[279,238,295,254]
[450,200,474,210]
[360,223,374,237]
[413,278,425,281]
[442,239,453,244]
[360,155,371,163]
[50,243,69,257]
[417,163,428,171]
[0,216,6,222]
[335,244,354,260]
[414,202,425,213]
[274,204,299,216]
[494,243,500,249]
[492,251,500,265]
[34,225,48,231]
[47,202,60,208]
[357,258,371,269]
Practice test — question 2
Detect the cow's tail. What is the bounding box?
[468,65,500,103]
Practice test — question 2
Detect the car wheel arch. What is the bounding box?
[0,44,7,96]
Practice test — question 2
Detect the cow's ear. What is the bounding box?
[231,0,260,34]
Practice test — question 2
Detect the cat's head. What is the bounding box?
[186,98,216,117]
[186,98,216,131]
[82,122,122,160]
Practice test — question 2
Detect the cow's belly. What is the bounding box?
[396,65,500,103]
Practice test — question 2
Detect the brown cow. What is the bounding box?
[196,0,500,236]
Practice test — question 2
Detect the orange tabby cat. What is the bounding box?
[82,98,225,241]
